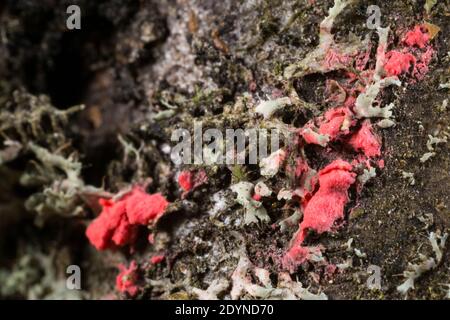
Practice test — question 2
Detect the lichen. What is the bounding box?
[230,251,327,300]
[230,181,270,225]
[284,0,364,79]
[397,231,448,295]
[255,97,291,119]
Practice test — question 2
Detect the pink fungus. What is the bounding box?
[150,255,165,265]
[86,187,169,250]
[347,120,381,158]
[252,193,262,201]
[299,160,355,237]
[284,160,355,268]
[178,171,193,192]
[318,107,352,139]
[85,199,137,250]
[413,47,434,80]
[178,169,208,196]
[116,261,139,297]
[403,25,429,48]
[126,189,168,225]
[384,51,416,77]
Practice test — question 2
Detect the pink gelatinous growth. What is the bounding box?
[178,169,208,195]
[178,171,193,192]
[126,189,168,225]
[385,25,434,82]
[413,47,434,80]
[85,199,138,250]
[150,255,165,265]
[284,160,355,268]
[403,25,429,48]
[116,261,139,297]
[384,51,416,77]
[86,187,169,250]
[347,120,381,158]
[252,193,262,201]
[300,160,355,236]
[318,107,352,139]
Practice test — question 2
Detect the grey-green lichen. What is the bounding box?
[284,0,366,79]
[397,231,448,295]
[230,181,270,225]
